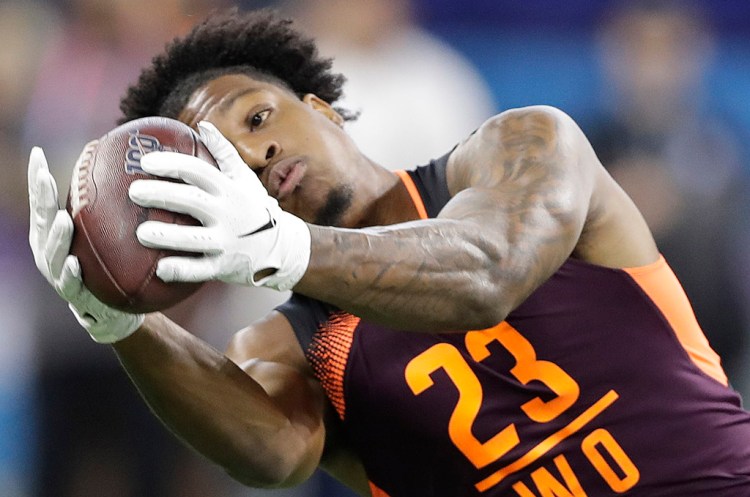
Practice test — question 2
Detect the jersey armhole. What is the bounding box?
[275,293,339,351]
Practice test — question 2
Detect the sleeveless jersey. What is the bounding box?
[277,153,750,497]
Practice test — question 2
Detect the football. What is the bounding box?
[66,116,217,313]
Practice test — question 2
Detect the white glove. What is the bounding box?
[129,121,311,291]
[28,146,144,344]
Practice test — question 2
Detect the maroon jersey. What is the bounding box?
[278,154,750,496]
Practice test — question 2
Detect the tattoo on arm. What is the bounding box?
[302,107,591,332]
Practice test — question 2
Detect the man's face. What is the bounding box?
[178,73,357,225]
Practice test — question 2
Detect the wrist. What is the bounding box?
[253,211,311,291]
[69,304,145,344]
[95,314,145,344]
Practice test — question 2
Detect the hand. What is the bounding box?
[28,146,144,344]
[129,121,311,291]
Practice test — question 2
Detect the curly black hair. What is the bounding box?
[118,8,353,124]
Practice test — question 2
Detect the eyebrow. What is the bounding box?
[218,87,262,113]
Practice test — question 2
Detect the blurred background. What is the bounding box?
[1,0,749,496]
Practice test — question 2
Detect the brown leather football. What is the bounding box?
[66,116,217,313]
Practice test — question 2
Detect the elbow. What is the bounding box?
[451,254,512,330]
[475,308,509,331]
[222,426,322,489]
[460,283,511,330]
[460,235,514,330]
[225,462,294,490]
[225,461,283,489]
[224,444,316,489]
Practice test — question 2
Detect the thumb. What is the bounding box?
[197,121,249,178]
[198,121,269,197]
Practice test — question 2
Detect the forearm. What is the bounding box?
[296,220,510,332]
[112,313,320,487]
[296,109,594,332]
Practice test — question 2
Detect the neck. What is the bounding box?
[355,170,422,228]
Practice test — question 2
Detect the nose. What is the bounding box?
[235,140,280,174]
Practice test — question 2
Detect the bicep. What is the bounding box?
[225,312,329,486]
[442,106,595,308]
[225,311,325,426]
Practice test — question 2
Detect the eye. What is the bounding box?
[247,109,271,130]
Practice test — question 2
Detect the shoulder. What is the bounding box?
[446,106,594,195]
[226,310,311,374]
[445,105,660,268]
[480,105,575,133]
[227,293,339,373]
[468,106,580,146]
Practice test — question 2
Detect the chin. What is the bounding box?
[312,184,354,227]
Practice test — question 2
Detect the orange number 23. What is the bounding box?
[405,322,580,469]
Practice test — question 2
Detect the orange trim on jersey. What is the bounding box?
[395,170,429,220]
[369,481,392,497]
[624,256,728,386]
[307,312,361,420]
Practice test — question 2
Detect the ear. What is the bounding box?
[303,93,344,127]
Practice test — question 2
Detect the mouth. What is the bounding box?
[267,157,307,201]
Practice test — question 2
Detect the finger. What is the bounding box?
[156,255,219,283]
[129,180,218,225]
[136,221,223,254]
[28,147,60,203]
[57,256,84,302]
[28,147,50,200]
[140,151,228,196]
[197,121,255,181]
[28,148,60,248]
[45,210,74,280]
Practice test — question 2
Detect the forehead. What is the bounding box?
[178,73,297,126]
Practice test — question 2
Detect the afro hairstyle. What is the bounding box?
[118,8,353,124]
